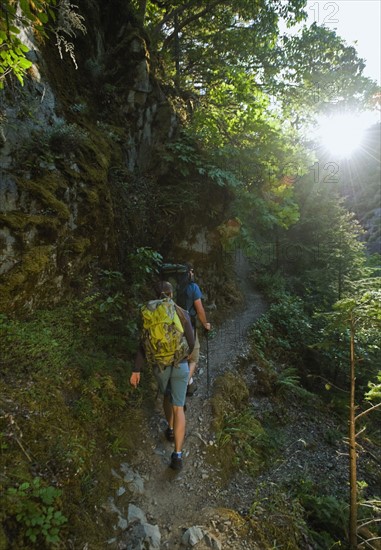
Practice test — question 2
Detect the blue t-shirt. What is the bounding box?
[183,282,202,319]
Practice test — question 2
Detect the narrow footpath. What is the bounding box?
[102,253,374,550]
[104,253,268,549]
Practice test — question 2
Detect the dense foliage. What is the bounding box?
[0,249,164,547]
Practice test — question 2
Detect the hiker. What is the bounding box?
[177,263,211,396]
[130,282,194,471]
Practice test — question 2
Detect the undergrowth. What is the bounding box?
[225,271,381,549]
[0,259,160,548]
[210,371,278,479]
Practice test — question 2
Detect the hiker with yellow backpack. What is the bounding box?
[130,281,194,471]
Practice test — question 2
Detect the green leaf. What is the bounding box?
[48,8,56,21]
[37,11,49,24]
[18,57,33,69]
[19,0,32,18]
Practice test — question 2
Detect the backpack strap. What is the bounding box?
[175,304,187,327]
[175,305,195,354]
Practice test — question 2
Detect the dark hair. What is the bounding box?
[156,281,173,298]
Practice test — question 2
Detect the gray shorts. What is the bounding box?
[154,361,189,407]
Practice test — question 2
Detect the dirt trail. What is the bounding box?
[116,253,268,548]
[107,252,370,549]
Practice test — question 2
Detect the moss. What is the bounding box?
[211,371,249,432]
[70,237,91,254]
[0,245,54,311]
[85,190,100,205]
[23,245,53,274]
[0,212,60,231]
[5,267,26,288]
[76,160,107,185]
[16,176,70,221]
[72,124,112,176]
[205,505,307,549]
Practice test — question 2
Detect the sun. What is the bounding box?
[315,112,376,159]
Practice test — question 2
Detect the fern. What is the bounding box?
[276,367,311,398]
[54,0,86,69]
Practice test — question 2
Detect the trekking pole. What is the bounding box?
[206,329,210,397]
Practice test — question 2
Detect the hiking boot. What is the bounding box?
[186,381,197,396]
[165,427,174,442]
[170,452,183,471]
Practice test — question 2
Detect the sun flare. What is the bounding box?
[315,112,376,159]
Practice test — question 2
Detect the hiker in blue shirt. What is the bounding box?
[130,282,194,471]
[177,263,211,396]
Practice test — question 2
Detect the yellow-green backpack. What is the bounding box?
[141,298,189,371]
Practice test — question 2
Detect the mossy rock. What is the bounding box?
[69,237,91,254]
[0,245,56,312]
[0,212,60,232]
[16,175,71,221]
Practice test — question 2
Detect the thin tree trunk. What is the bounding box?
[174,13,180,89]
[338,255,343,300]
[138,0,147,24]
[349,316,357,549]
[275,229,280,272]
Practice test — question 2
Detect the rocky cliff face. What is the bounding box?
[0,2,196,314]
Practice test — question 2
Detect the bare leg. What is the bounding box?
[163,394,173,429]
[172,405,186,453]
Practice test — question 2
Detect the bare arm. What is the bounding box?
[130,346,144,387]
[183,317,195,353]
[194,298,211,330]
[176,305,195,353]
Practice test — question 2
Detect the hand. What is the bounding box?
[130,372,141,388]
[204,322,211,331]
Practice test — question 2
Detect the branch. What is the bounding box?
[355,402,381,422]
[355,426,367,438]
[363,536,381,543]
[360,501,381,508]
[153,0,200,36]
[307,374,349,393]
[14,434,33,462]
[357,533,381,550]
[157,0,222,49]
[358,519,381,529]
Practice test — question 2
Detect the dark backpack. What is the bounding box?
[159,263,197,328]
[159,263,191,306]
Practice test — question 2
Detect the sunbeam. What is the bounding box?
[315,112,378,159]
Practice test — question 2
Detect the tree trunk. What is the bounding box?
[338,255,343,300]
[349,316,357,549]
[275,229,280,272]
[174,13,180,89]
[138,0,147,24]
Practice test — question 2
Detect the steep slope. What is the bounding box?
[0,1,232,315]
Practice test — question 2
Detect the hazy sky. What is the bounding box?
[304,0,381,85]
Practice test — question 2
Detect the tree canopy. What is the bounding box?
[126,1,379,234]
